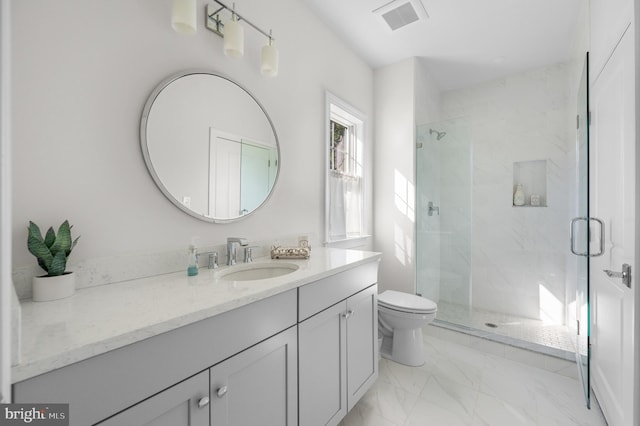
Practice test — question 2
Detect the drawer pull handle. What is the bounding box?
[342,310,354,319]
[198,396,210,408]
[217,386,228,398]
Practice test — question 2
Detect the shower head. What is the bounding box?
[429,128,446,140]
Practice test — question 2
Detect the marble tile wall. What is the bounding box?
[437,118,473,307]
[437,63,573,322]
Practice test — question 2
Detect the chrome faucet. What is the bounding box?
[226,237,248,265]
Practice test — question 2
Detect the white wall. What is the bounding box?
[11,0,373,277]
[373,58,440,294]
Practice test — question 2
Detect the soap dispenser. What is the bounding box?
[187,239,199,276]
[513,184,525,206]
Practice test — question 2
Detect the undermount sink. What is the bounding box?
[219,262,299,281]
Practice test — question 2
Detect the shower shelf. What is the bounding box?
[513,160,547,207]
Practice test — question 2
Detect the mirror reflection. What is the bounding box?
[141,71,279,222]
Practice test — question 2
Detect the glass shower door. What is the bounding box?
[416,118,472,316]
[573,53,590,408]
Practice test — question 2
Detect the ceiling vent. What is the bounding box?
[373,0,429,31]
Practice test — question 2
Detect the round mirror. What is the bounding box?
[140,70,280,223]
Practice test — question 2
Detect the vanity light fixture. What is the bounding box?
[261,30,279,77]
[171,0,197,34]
[223,6,244,57]
[203,0,279,77]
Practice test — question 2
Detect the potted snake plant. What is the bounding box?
[27,220,80,301]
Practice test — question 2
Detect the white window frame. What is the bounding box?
[325,91,369,245]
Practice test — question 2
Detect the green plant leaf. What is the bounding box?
[37,258,48,273]
[44,226,56,248]
[27,233,53,273]
[48,250,67,276]
[27,221,43,243]
[68,236,80,256]
[50,220,72,254]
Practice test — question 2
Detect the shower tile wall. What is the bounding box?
[440,63,572,323]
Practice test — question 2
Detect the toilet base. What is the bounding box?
[380,328,425,367]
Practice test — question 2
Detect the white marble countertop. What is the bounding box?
[13,247,381,383]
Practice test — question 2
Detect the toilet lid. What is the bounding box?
[378,290,437,313]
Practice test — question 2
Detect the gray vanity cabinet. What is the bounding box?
[96,371,209,426]
[345,284,379,410]
[299,301,348,425]
[210,326,297,425]
[12,289,297,426]
[298,283,378,426]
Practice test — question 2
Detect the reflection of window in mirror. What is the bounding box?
[326,92,368,244]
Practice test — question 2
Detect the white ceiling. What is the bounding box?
[302,0,583,91]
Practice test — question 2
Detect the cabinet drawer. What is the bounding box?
[298,261,379,321]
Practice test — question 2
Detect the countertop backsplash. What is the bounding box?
[12,233,318,300]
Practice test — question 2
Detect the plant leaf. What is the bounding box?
[68,236,80,256]
[48,250,67,276]
[37,258,48,273]
[50,220,72,255]
[44,227,56,248]
[27,233,53,273]
[27,221,43,243]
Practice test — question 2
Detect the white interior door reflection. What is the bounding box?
[210,131,241,218]
[209,129,277,218]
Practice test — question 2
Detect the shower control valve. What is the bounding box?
[428,201,440,216]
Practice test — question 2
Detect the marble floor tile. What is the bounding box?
[435,300,575,354]
[341,333,607,426]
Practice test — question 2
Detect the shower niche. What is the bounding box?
[513,160,547,207]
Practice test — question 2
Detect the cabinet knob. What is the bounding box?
[342,309,354,319]
[197,396,210,408]
[217,386,228,398]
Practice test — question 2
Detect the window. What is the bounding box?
[326,92,367,243]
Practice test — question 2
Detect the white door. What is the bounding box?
[589,25,638,426]
[209,132,241,218]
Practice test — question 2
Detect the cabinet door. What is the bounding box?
[97,370,209,426]
[346,284,378,411]
[210,326,297,426]
[299,301,347,426]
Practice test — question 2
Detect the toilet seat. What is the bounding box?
[378,290,437,314]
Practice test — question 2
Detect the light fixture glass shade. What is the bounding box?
[261,44,279,77]
[171,0,197,34]
[223,19,244,58]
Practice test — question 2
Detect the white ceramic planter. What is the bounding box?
[32,272,76,302]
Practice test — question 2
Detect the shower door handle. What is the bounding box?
[570,217,605,257]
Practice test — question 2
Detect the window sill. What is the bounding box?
[325,235,372,247]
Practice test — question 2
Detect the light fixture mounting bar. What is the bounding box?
[205,0,274,42]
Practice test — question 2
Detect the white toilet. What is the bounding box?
[378,290,437,367]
